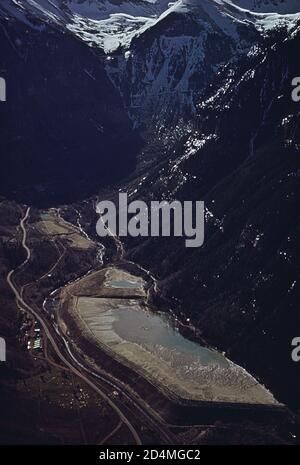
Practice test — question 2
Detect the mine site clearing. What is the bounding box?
[57,265,279,406]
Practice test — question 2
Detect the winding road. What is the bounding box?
[6,205,178,445]
[6,207,143,446]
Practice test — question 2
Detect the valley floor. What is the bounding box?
[1,198,295,445]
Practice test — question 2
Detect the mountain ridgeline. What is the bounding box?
[0,0,300,411]
[0,15,140,206]
[124,28,300,408]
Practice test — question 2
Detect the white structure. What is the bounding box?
[0,337,6,362]
[0,77,6,102]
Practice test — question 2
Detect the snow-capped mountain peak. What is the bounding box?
[230,0,300,14]
[1,1,299,53]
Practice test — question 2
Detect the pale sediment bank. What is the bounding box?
[60,266,279,406]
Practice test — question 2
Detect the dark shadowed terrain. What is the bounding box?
[0,0,299,445]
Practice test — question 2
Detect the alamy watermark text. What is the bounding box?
[96,193,205,248]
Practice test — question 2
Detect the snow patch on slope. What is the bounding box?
[1,0,299,52]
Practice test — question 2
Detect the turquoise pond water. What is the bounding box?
[105,279,143,289]
[113,305,229,368]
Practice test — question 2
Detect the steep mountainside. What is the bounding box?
[1,2,299,134]
[103,0,300,129]
[0,13,140,205]
[123,26,300,408]
[234,0,300,13]
[105,2,260,130]
[0,0,299,418]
